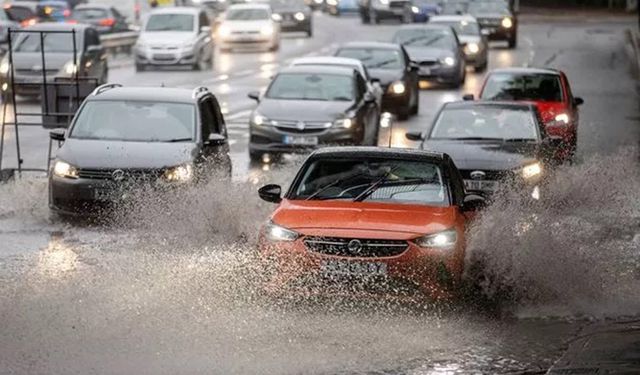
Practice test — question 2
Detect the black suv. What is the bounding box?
[467,0,517,49]
[358,0,413,24]
[48,85,232,216]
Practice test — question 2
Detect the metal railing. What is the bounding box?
[100,31,139,55]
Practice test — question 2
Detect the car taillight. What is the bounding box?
[63,9,70,17]
[99,18,115,26]
[20,18,37,27]
[67,19,78,24]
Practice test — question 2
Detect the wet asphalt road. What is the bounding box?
[0,10,639,375]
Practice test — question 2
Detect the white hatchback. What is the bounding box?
[217,3,281,52]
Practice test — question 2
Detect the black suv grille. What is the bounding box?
[77,168,163,181]
[304,236,409,257]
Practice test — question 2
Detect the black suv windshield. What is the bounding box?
[430,106,538,141]
[336,48,404,70]
[266,73,355,101]
[291,159,448,205]
[70,101,196,142]
[393,28,457,48]
[481,73,564,102]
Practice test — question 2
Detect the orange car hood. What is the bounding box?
[271,199,456,237]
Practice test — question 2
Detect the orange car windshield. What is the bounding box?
[290,158,449,206]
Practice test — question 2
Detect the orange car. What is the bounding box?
[257,147,485,299]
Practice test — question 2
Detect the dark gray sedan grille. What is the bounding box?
[304,236,409,257]
[76,168,163,181]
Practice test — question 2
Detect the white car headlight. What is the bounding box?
[272,13,282,22]
[465,42,480,54]
[411,6,419,13]
[0,60,9,75]
[378,0,389,4]
[252,112,277,126]
[501,17,513,28]
[442,56,455,66]
[294,12,305,21]
[163,164,194,182]
[264,220,299,242]
[333,118,354,129]
[389,81,406,95]
[63,61,78,76]
[521,162,542,179]
[414,229,457,249]
[554,113,570,124]
[52,160,78,179]
[218,25,231,37]
[260,24,274,36]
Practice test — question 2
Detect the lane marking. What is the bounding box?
[523,36,535,67]
[226,109,252,121]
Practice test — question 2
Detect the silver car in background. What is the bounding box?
[429,15,489,72]
[134,7,214,71]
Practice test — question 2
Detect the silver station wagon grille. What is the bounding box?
[304,236,409,257]
[76,168,162,181]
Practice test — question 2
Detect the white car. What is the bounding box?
[217,3,280,52]
[134,7,214,71]
[289,56,383,108]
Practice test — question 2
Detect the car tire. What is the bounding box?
[307,27,313,37]
[474,61,487,72]
[100,68,108,85]
[135,63,145,72]
[402,8,412,23]
[410,86,419,115]
[249,150,264,163]
[508,37,517,49]
[360,9,370,24]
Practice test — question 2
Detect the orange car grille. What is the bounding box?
[303,236,409,258]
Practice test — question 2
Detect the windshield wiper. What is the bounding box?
[503,138,536,142]
[354,177,431,202]
[305,172,365,200]
[165,138,193,142]
[449,137,504,141]
[369,59,399,68]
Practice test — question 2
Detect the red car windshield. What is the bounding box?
[481,73,564,102]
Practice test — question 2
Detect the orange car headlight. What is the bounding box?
[414,229,457,249]
[265,220,300,242]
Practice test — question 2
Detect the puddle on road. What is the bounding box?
[0,148,639,374]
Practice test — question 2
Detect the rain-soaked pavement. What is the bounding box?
[1,9,640,375]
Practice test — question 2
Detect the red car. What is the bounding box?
[256,147,486,300]
[472,67,584,161]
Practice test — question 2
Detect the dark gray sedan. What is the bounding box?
[392,24,466,87]
[247,65,381,162]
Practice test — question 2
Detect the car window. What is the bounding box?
[266,73,355,101]
[431,20,480,36]
[430,106,539,140]
[393,28,457,48]
[355,73,367,100]
[225,8,270,21]
[199,97,219,139]
[146,14,195,32]
[198,11,209,29]
[70,101,196,142]
[85,28,100,47]
[481,73,564,102]
[5,6,34,22]
[13,32,82,53]
[291,159,449,206]
[0,9,10,21]
[72,8,108,20]
[336,48,404,70]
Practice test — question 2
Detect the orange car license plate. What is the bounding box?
[321,259,388,277]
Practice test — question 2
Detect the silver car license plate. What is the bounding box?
[321,259,388,277]
[283,135,318,145]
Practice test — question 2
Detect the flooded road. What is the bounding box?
[1,149,639,374]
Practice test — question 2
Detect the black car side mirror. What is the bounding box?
[248,91,260,102]
[408,61,420,71]
[462,94,474,101]
[50,129,65,142]
[405,131,424,141]
[462,193,486,212]
[573,97,584,106]
[205,133,227,146]
[258,184,282,203]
